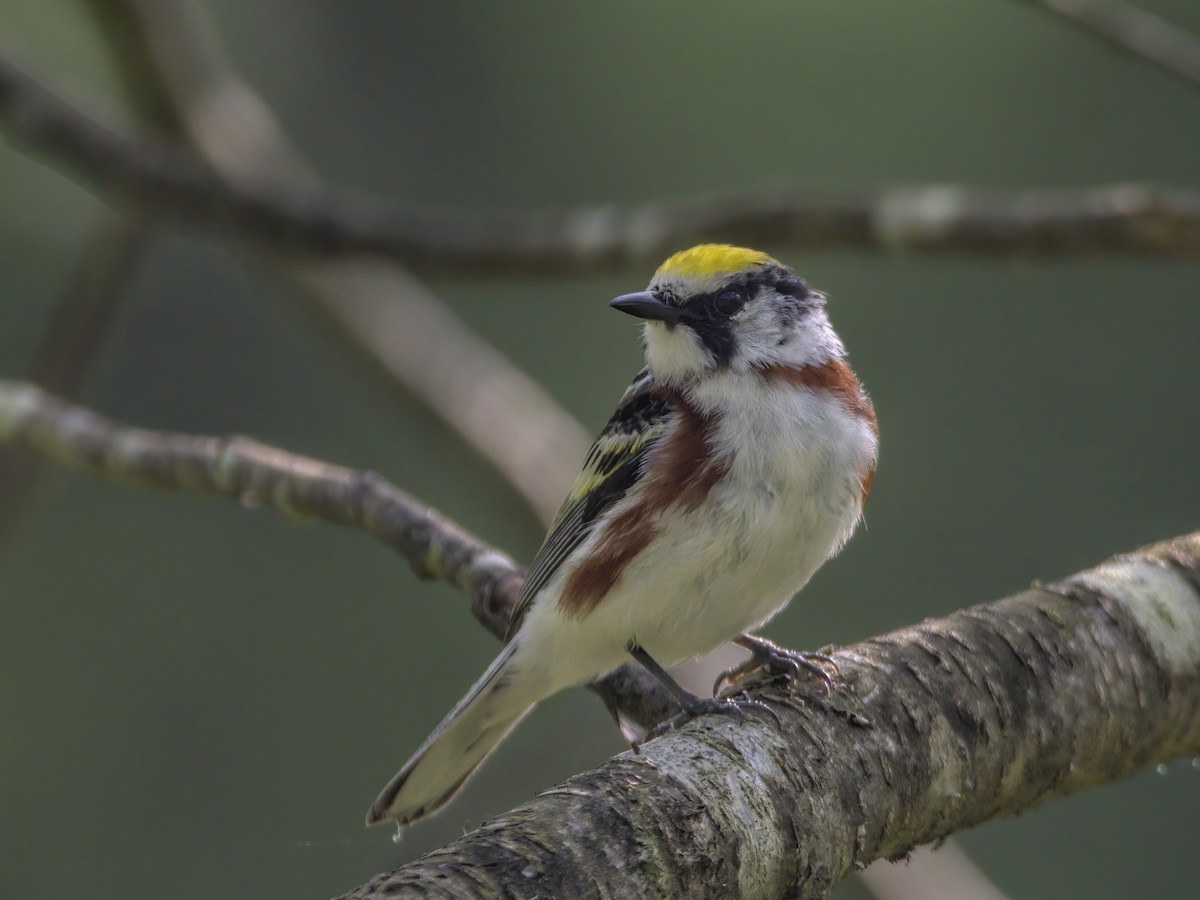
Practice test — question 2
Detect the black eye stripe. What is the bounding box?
[714,289,745,316]
[679,285,747,316]
[681,291,735,316]
[652,264,817,335]
[645,263,820,370]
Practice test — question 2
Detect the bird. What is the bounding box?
[366,244,879,830]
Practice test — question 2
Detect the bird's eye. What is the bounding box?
[714,289,745,316]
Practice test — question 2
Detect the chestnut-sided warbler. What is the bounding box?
[367,244,879,830]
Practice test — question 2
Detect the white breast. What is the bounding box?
[516,371,877,692]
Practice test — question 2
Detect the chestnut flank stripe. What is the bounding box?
[767,358,878,507]
[558,386,727,618]
[559,358,878,617]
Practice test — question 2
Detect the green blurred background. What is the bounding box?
[2,1,1198,897]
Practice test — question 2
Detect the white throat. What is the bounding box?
[642,321,713,384]
[643,305,845,386]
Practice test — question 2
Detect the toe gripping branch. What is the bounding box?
[714,634,840,697]
[627,642,781,747]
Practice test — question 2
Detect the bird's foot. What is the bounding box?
[641,691,780,745]
[715,634,840,696]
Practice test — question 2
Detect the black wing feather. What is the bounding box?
[506,369,671,636]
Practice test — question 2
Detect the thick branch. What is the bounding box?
[5,51,1200,268]
[3,386,1196,897]
[0,379,675,726]
[344,532,1200,899]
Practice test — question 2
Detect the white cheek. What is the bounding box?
[774,317,845,369]
[643,322,712,382]
[730,307,846,371]
[728,322,780,372]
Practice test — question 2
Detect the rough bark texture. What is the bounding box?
[3,381,1196,899]
[341,533,1200,899]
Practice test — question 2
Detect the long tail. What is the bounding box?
[366,640,541,827]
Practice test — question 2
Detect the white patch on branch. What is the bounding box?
[873,187,964,249]
[0,382,38,436]
[1075,559,1200,673]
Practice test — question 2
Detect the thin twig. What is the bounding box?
[5,50,1200,267]
[25,213,149,394]
[0,378,524,624]
[0,379,676,726]
[1024,0,1200,91]
[0,212,150,547]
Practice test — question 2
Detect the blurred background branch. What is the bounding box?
[3,2,1198,898]
[858,842,1011,900]
[5,50,1200,266]
[72,0,593,523]
[0,211,149,544]
[1024,0,1200,91]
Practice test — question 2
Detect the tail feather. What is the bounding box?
[366,640,539,827]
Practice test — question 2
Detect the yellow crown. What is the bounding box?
[654,244,775,281]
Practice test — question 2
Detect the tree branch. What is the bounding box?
[0,379,675,727]
[281,259,592,523]
[341,532,1200,899]
[76,0,592,522]
[858,840,1010,900]
[0,211,149,547]
[3,381,1195,898]
[0,379,518,609]
[5,49,1200,268]
[1023,0,1200,92]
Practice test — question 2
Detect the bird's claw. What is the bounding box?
[715,635,840,696]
